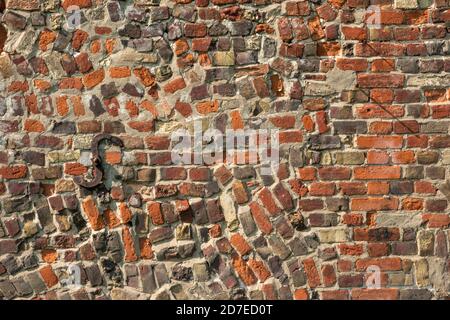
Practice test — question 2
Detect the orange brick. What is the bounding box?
[82,68,105,89]
[109,66,131,78]
[230,110,244,130]
[24,119,45,132]
[81,196,105,231]
[351,197,398,211]
[196,100,219,115]
[122,226,138,262]
[39,265,58,288]
[147,201,164,225]
[133,67,155,87]
[354,166,401,180]
[230,233,252,256]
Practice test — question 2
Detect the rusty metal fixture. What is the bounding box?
[74,134,124,189]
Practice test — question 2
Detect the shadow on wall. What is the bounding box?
[0,0,5,52]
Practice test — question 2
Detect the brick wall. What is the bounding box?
[0,0,449,300]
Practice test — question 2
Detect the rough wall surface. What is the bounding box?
[0,0,449,300]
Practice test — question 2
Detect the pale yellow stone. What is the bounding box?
[213,51,235,66]
[415,259,430,287]
[442,150,450,165]
[395,0,418,9]
[55,179,76,193]
[334,152,365,165]
[258,100,271,113]
[73,135,94,149]
[23,221,39,237]
[220,193,239,231]
[158,121,184,134]
[407,74,450,87]
[110,47,158,65]
[110,288,142,300]
[50,13,63,30]
[56,215,71,232]
[187,118,210,134]
[321,152,332,165]
[418,230,434,256]
[389,273,405,286]
[317,228,348,243]
[48,150,81,163]
[175,223,192,241]
[405,274,413,286]
[0,53,14,79]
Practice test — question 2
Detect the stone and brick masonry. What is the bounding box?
[0,0,449,300]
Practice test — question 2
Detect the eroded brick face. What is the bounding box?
[0,0,449,300]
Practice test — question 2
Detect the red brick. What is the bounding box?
[0,166,27,179]
[133,67,155,87]
[357,74,405,88]
[298,167,316,180]
[232,181,248,204]
[351,197,399,211]
[81,196,105,231]
[294,288,309,300]
[285,1,311,16]
[391,151,415,164]
[309,182,336,196]
[320,265,336,288]
[247,259,271,282]
[336,58,368,71]
[233,257,257,286]
[39,265,59,288]
[368,122,392,134]
[230,233,252,256]
[139,238,153,259]
[355,257,402,271]
[303,258,321,288]
[355,43,405,56]
[122,226,138,262]
[317,42,341,56]
[422,214,450,228]
[82,68,105,89]
[258,188,281,216]
[62,0,92,11]
[339,244,364,256]
[356,136,403,149]
[249,201,272,235]
[104,208,121,229]
[370,89,393,103]
[342,213,364,226]
[72,29,89,51]
[184,23,207,37]
[354,166,401,180]
[318,167,351,180]
[368,243,389,257]
[356,105,405,119]
[270,115,296,129]
[367,151,388,165]
[192,38,212,52]
[367,181,390,195]
[320,290,349,300]
[351,288,398,300]
[342,26,367,40]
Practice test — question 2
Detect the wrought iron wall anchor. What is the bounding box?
[74,134,124,189]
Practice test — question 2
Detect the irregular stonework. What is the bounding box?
[0,0,449,300]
